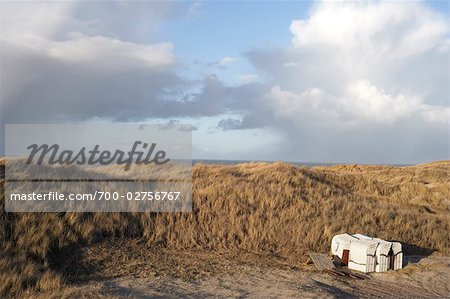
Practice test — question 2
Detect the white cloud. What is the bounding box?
[0,2,175,73]
[216,56,236,68]
[419,106,450,125]
[267,80,448,126]
[0,2,75,42]
[279,0,450,97]
[48,36,174,71]
[251,1,449,128]
[187,2,202,19]
[239,74,258,84]
[343,80,421,124]
[266,85,338,123]
[290,1,448,59]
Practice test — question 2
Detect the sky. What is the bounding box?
[0,0,449,164]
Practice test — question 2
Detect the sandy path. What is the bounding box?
[103,256,450,298]
[47,252,450,298]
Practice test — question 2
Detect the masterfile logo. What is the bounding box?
[26,141,170,171]
[4,124,192,212]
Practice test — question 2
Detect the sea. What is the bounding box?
[192,160,411,167]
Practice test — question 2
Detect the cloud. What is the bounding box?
[290,1,448,58]
[158,120,199,132]
[0,1,178,44]
[0,40,181,122]
[344,80,419,124]
[266,80,448,126]
[248,1,448,101]
[0,2,76,42]
[247,1,449,122]
[217,118,243,130]
[48,35,175,70]
[0,0,448,163]
[0,1,183,125]
[419,106,450,125]
[239,74,258,84]
[243,1,449,162]
[214,57,236,69]
[187,2,202,19]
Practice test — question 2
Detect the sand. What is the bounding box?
[28,240,450,298]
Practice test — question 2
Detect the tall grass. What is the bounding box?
[0,159,449,296]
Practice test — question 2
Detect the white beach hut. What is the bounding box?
[348,239,378,273]
[391,242,403,270]
[373,238,393,272]
[353,234,393,272]
[331,233,358,265]
[331,233,403,273]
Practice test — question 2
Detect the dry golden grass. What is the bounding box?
[0,158,449,296]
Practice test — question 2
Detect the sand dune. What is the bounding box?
[1,159,449,297]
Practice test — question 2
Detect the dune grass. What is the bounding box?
[0,158,449,296]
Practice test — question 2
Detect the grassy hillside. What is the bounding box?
[1,159,449,296]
